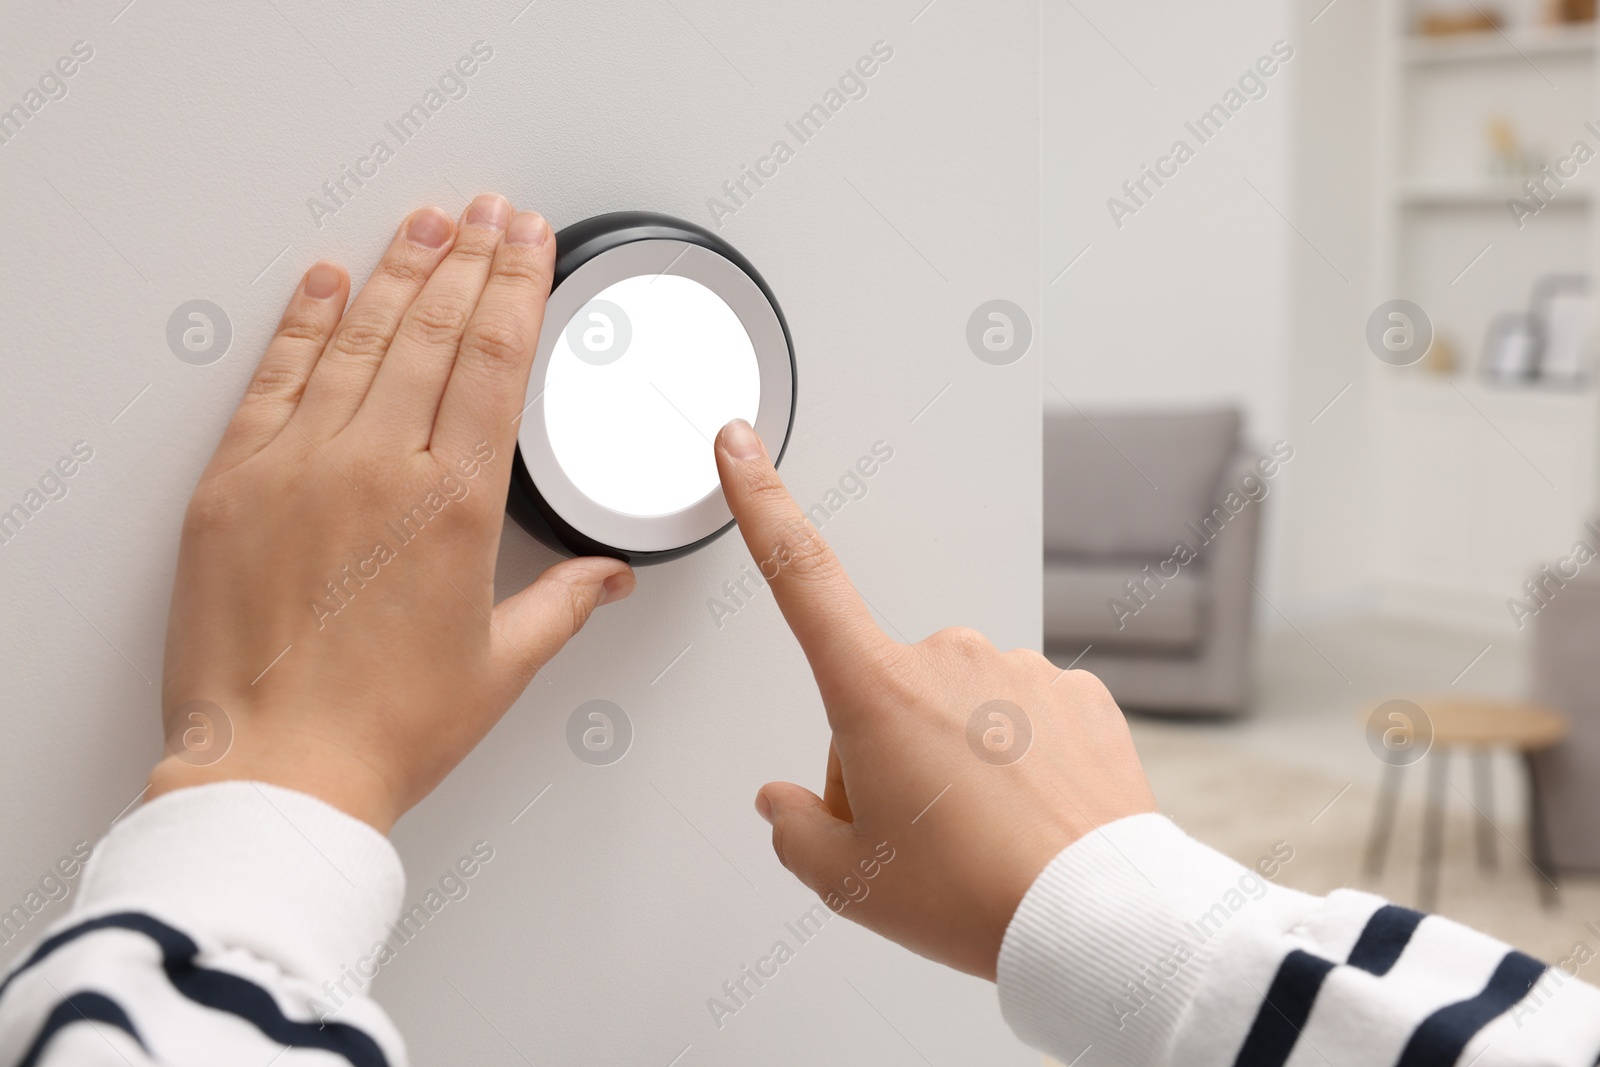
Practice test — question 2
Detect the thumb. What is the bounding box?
[757,781,861,896]
[490,556,634,685]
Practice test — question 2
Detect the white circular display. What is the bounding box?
[517,237,794,555]
[544,274,762,518]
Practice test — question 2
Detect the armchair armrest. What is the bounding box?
[1189,447,1266,708]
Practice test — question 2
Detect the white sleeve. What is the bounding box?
[997,813,1600,1067]
[0,781,409,1067]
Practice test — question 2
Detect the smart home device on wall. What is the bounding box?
[508,212,797,563]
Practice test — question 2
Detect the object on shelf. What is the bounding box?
[1418,8,1503,34]
[1482,312,1540,383]
[1479,275,1596,387]
[1531,274,1594,386]
[1487,117,1518,177]
[1485,117,1545,180]
[1423,330,1460,375]
[1550,0,1596,23]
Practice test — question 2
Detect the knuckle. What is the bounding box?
[1083,671,1116,702]
[561,578,592,636]
[437,481,488,526]
[406,300,472,347]
[462,485,505,526]
[770,821,795,873]
[778,529,841,583]
[248,362,307,405]
[330,316,393,365]
[461,316,530,368]
[343,452,392,495]
[535,570,595,639]
[420,489,474,533]
[181,481,240,539]
[1007,646,1058,673]
[376,255,431,288]
[492,251,552,290]
[1062,667,1115,703]
[770,822,822,889]
[741,482,820,556]
[738,461,786,500]
[863,645,923,704]
[930,625,994,659]
[274,311,329,346]
[448,232,499,263]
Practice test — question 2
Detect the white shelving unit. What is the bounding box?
[1402,21,1597,64]
[1372,3,1600,626]
[1397,180,1592,207]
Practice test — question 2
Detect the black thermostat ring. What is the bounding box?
[508,211,796,565]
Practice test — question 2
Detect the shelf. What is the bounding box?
[1377,373,1594,417]
[1404,23,1597,66]
[1397,180,1591,207]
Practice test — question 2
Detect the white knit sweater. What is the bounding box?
[1,786,1595,1066]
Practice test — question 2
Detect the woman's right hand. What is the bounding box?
[712,418,1159,980]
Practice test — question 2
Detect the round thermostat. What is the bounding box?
[508,212,797,564]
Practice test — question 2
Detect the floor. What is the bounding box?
[1124,614,1600,968]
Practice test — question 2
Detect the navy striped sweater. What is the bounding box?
[1,789,1596,1065]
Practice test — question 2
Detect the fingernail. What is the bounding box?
[506,211,548,247]
[304,261,341,300]
[465,194,511,231]
[754,791,773,824]
[406,207,453,249]
[598,572,631,606]
[721,418,763,461]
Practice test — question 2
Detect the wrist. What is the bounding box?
[148,740,399,833]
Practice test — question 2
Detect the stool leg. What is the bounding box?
[1420,749,1449,912]
[1365,759,1404,879]
[1472,748,1496,871]
[1522,752,1559,909]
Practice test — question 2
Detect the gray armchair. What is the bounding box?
[1042,407,1265,715]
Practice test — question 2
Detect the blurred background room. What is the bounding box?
[1045,0,1600,965]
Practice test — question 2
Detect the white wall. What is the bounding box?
[1043,0,1296,435]
[0,2,1040,1063]
[1277,0,1386,622]
[1043,0,1297,602]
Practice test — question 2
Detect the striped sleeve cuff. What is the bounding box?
[72,781,405,984]
[996,812,1313,1067]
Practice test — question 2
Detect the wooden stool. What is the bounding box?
[1360,697,1568,911]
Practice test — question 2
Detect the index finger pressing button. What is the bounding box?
[715,419,893,675]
